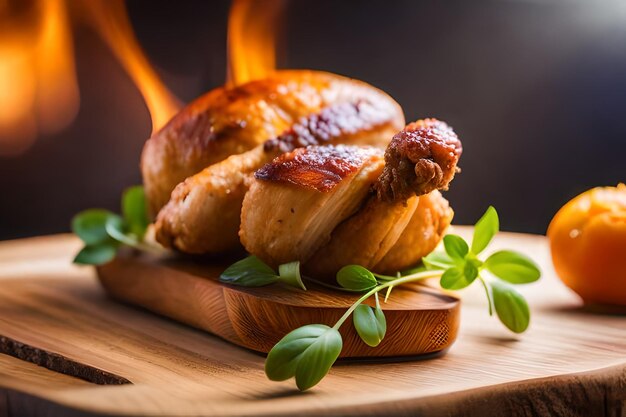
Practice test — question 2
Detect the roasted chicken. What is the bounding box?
[142,70,404,216]
[240,119,462,279]
[148,70,404,254]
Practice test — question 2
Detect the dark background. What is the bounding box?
[1,0,624,240]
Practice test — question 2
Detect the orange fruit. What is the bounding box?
[547,184,626,305]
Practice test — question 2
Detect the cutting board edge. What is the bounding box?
[96,253,461,358]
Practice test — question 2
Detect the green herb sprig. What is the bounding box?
[72,186,159,265]
[221,206,541,391]
[220,257,306,290]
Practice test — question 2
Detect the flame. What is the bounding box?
[0,0,79,156]
[80,0,181,134]
[0,0,180,155]
[227,0,286,86]
[0,0,285,155]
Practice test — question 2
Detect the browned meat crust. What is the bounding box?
[263,100,398,153]
[255,145,383,192]
[153,93,400,254]
[240,147,385,266]
[374,190,454,273]
[375,119,462,202]
[240,118,463,279]
[141,70,404,215]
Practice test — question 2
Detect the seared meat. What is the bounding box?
[240,145,385,266]
[154,87,403,254]
[309,190,454,277]
[141,70,404,216]
[305,196,420,277]
[155,146,271,254]
[374,190,453,272]
[240,119,463,279]
[376,119,462,202]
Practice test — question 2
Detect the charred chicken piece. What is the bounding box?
[376,118,462,202]
[240,119,462,279]
[142,70,404,216]
[153,73,404,254]
[240,145,385,265]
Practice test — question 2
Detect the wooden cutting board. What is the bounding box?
[1,227,625,417]
[96,250,459,358]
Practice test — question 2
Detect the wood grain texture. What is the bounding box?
[0,229,625,417]
[96,250,459,358]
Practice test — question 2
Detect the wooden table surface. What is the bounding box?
[0,227,625,417]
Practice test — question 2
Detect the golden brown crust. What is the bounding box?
[263,100,399,153]
[152,75,403,254]
[239,119,463,279]
[154,146,273,254]
[240,151,385,266]
[303,191,453,279]
[374,190,454,273]
[305,197,419,278]
[141,70,404,215]
[375,119,462,202]
[255,145,383,192]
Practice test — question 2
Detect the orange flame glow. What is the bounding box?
[0,0,79,156]
[0,0,181,155]
[0,0,285,155]
[81,0,181,134]
[227,0,286,86]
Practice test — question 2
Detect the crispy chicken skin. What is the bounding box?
[305,196,420,276]
[154,88,404,254]
[141,70,404,216]
[309,191,453,277]
[240,119,462,279]
[374,191,453,272]
[240,146,385,266]
[155,146,269,253]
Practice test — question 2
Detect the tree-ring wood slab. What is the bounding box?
[96,250,460,358]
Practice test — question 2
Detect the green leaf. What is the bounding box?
[491,280,530,333]
[353,295,386,347]
[73,243,117,265]
[265,324,342,391]
[122,186,149,238]
[278,261,307,290]
[294,327,343,391]
[104,215,136,246]
[219,256,279,287]
[336,265,377,291]
[71,209,116,246]
[440,265,474,290]
[485,250,541,284]
[265,325,327,382]
[464,261,479,281]
[422,251,456,270]
[443,235,469,260]
[471,206,499,254]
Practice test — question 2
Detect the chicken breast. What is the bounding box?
[141,70,404,216]
[240,119,462,280]
[154,94,403,254]
[155,146,271,254]
[240,145,385,266]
